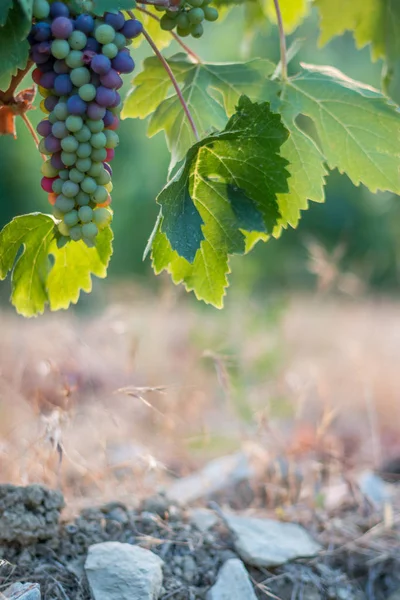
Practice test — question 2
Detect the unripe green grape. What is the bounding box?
[203,6,218,20]
[160,15,176,31]
[52,121,68,139]
[91,147,107,162]
[69,168,85,183]
[48,112,58,125]
[54,102,68,121]
[69,31,87,50]
[109,105,122,115]
[61,135,79,153]
[39,139,51,155]
[52,40,70,60]
[66,50,84,69]
[188,7,204,24]
[52,179,64,194]
[189,0,203,6]
[177,26,191,37]
[104,130,119,149]
[92,185,108,204]
[155,4,165,10]
[69,225,83,241]
[53,207,64,220]
[96,168,111,185]
[87,162,103,178]
[82,222,98,239]
[166,10,176,17]
[57,221,70,236]
[95,24,115,45]
[33,0,50,19]
[66,115,83,132]
[56,236,69,248]
[62,180,79,198]
[114,33,127,49]
[75,125,92,143]
[41,160,58,178]
[102,43,118,59]
[76,191,90,205]
[61,151,77,167]
[191,22,203,37]
[81,177,97,194]
[78,206,93,223]
[93,208,112,229]
[91,132,107,149]
[176,12,190,29]
[78,83,96,102]
[55,195,75,213]
[59,169,69,180]
[64,210,80,227]
[76,157,92,172]
[77,142,92,158]
[87,119,104,133]
[70,67,91,87]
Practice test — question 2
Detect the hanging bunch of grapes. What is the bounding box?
[158,0,218,39]
[30,0,142,247]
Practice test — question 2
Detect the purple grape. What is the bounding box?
[37,120,52,137]
[45,135,62,153]
[121,19,143,39]
[103,163,112,176]
[103,110,114,127]
[30,47,49,64]
[44,95,59,112]
[109,91,121,108]
[85,37,101,53]
[75,14,94,34]
[33,22,51,42]
[51,152,65,170]
[100,69,122,89]
[91,54,111,75]
[95,86,116,107]
[87,102,106,119]
[40,71,57,89]
[37,41,51,54]
[111,51,134,74]
[67,95,87,115]
[90,72,101,86]
[54,59,69,74]
[51,17,74,40]
[104,12,125,31]
[50,1,70,18]
[54,74,73,95]
[38,59,55,73]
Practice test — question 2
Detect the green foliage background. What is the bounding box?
[1,6,400,306]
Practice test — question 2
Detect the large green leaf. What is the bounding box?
[0,3,31,92]
[92,0,136,15]
[123,55,274,167]
[0,0,13,26]
[17,0,33,21]
[150,96,290,306]
[0,213,113,316]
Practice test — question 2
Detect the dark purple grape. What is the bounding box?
[87,102,106,119]
[37,120,52,137]
[54,59,70,74]
[91,54,111,75]
[67,95,87,115]
[111,51,134,74]
[50,1,70,18]
[109,91,121,108]
[38,59,55,73]
[103,110,114,127]
[103,162,112,176]
[121,19,143,39]
[51,16,74,40]
[40,71,57,89]
[45,135,62,153]
[85,37,101,53]
[33,22,52,42]
[95,86,116,107]
[100,69,122,89]
[51,152,65,170]
[75,14,94,34]
[30,47,49,64]
[44,95,59,111]
[54,74,73,95]
[104,11,125,31]
[37,41,51,54]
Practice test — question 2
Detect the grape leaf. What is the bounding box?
[17,0,33,21]
[92,0,136,15]
[131,5,173,52]
[123,55,274,167]
[0,0,13,26]
[266,0,309,34]
[0,213,113,316]
[149,96,290,306]
[0,3,31,92]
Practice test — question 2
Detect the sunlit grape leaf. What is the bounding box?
[17,0,33,21]
[131,5,173,52]
[92,0,136,15]
[0,4,31,92]
[149,96,290,306]
[123,54,274,167]
[266,0,309,34]
[0,213,114,316]
[0,0,13,26]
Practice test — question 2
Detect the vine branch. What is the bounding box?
[0,61,34,104]
[272,0,287,81]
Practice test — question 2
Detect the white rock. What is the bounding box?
[207,559,257,600]
[4,583,40,600]
[190,508,219,532]
[224,513,322,567]
[85,542,164,600]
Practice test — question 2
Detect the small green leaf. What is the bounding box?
[0,0,13,26]
[0,3,31,92]
[92,0,136,15]
[150,96,290,306]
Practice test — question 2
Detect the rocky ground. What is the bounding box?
[1,484,400,600]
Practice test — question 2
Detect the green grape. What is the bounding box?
[52,121,68,139]
[189,0,203,6]
[81,177,97,194]
[78,206,93,223]
[70,67,91,87]
[191,22,203,37]
[78,84,96,102]
[57,221,70,236]
[48,112,58,125]
[38,139,49,155]
[56,236,69,248]
[76,157,92,172]
[82,222,98,239]
[91,147,107,162]
[76,191,90,206]
[61,151,77,167]
[62,180,80,198]
[177,26,191,37]
[113,33,127,49]
[41,160,58,178]
[51,40,70,60]
[87,119,104,133]
[52,179,64,194]
[91,132,107,149]
[104,130,119,149]
[102,43,118,59]
[64,210,80,227]
[92,185,108,204]
[33,0,50,19]
[55,195,75,213]
[69,225,83,241]
[77,142,92,158]
[59,169,69,180]
[54,102,68,121]
[61,135,79,153]
[95,24,115,45]
[87,162,103,178]
[93,208,112,229]
[53,207,64,220]
[204,6,218,20]
[69,168,85,183]
[96,168,111,185]
[155,4,165,10]
[160,15,176,31]
[66,115,83,132]
[69,31,87,50]
[66,51,84,69]
[188,7,204,24]
[75,125,91,143]
[176,12,190,29]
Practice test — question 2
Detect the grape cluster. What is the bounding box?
[29,0,142,247]
[157,0,218,38]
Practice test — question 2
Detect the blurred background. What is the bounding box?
[0,6,400,512]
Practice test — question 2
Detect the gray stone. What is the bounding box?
[3,582,41,599]
[182,555,197,583]
[387,591,400,600]
[167,453,252,504]
[358,471,391,506]
[224,513,322,567]
[85,542,164,600]
[207,559,257,600]
[190,508,219,533]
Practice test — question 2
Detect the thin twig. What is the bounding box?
[272,0,287,81]
[135,5,202,63]
[128,13,199,141]
[21,113,45,160]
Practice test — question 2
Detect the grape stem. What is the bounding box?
[138,0,171,6]
[0,61,33,104]
[135,5,202,63]
[131,18,200,142]
[21,113,45,160]
[272,0,287,81]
